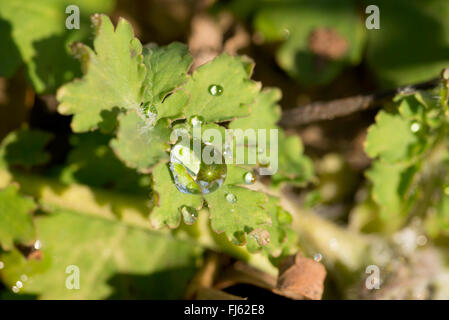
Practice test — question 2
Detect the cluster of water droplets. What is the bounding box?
[2,240,40,294]
[169,83,257,206]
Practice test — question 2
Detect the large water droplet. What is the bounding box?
[0,261,4,269]
[12,286,19,293]
[208,84,223,96]
[244,172,255,185]
[226,193,237,203]
[16,281,23,289]
[169,140,227,195]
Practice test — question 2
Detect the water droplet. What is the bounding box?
[208,84,223,96]
[169,140,227,195]
[244,172,255,185]
[257,146,265,154]
[225,193,237,203]
[12,286,19,293]
[180,206,198,225]
[16,281,23,289]
[250,229,270,246]
[190,115,204,127]
[313,253,322,262]
[411,121,421,133]
[34,240,42,250]
[20,275,28,282]
[0,261,4,269]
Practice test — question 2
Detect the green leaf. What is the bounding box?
[272,133,314,186]
[0,185,36,250]
[204,166,271,246]
[0,0,115,93]
[150,162,203,229]
[57,14,146,132]
[0,209,202,299]
[253,0,364,85]
[184,53,260,122]
[246,196,296,258]
[142,42,193,106]
[365,111,418,163]
[153,89,189,122]
[110,111,171,172]
[229,87,281,143]
[366,161,418,219]
[59,132,150,195]
[365,0,449,87]
[0,128,53,168]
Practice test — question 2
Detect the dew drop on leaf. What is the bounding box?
[208,84,223,96]
[190,115,204,127]
[0,261,4,270]
[225,192,237,203]
[313,253,323,262]
[180,205,198,225]
[410,121,421,133]
[169,140,227,195]
[244,172,255,185]
[34,240,42,250]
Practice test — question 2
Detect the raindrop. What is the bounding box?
[12,286,19,293]
[34,240,42,250]
[225,193,237,203]
[20,275,28,282]
[169,140,227,195]
[208,84,223,96]
[0,261,4,269]
[244,172,255,185]
[180,206,198,225]
[410,121,421,133]
[16,281,23,289]
[313,253,323,262]
[190,115,204,127]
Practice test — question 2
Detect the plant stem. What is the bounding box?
[280,77,441,127]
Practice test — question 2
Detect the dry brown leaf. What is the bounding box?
[274,253,326,300]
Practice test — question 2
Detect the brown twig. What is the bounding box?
[279,77,442,127]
